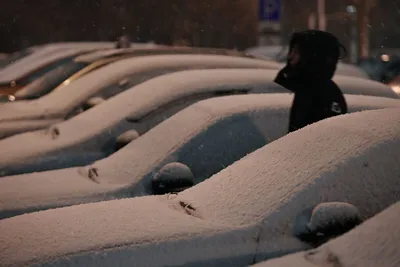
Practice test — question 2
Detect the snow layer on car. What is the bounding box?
[0,108,399,267]
[252,201,400,267]
[0,68,286,170]
[0,46,107,83]
[176,107,400,227]
[333,75,398,99]
[336,62,369,79]
[74,44,163,62]
[74,45,253,63]
[0,54,283,122]
[0,118,62,140]
[0,94,398,219]
[0,196,258,267]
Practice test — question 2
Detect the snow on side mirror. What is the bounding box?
[115,130,140,151]
[152,162,194,195]
[292,202,362,247]
[83,96,106,111]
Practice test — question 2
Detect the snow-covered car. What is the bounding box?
[0,43,117,95]
[246,45,369,79]
[251,201,400,267]
[1,93,399,219]
[0,107,399,266]
[0,54,287,139]
[0,66,399,177]
[1,46,277,102]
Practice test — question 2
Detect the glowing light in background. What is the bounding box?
[381,54,390,62]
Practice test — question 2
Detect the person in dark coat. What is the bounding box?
[275,30,348,133]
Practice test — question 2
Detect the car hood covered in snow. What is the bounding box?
[0,107,399,266]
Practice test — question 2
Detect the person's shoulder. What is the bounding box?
[326,79,345,95]
[327,79,340,90]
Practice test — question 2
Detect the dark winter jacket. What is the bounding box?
[275,30,348,133]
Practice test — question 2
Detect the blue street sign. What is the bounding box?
[259,0,281,22]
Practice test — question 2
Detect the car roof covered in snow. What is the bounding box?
[252,201,400,267]
[0,107,399,266]
[0,44,113,83]
[0,94,399,219]
[75,46,261,63]
[0,55,284,122]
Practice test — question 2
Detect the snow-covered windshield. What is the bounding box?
[14,60,89,100]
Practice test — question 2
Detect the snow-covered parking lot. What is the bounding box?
[0,106,399,266]
[1,43,399,267]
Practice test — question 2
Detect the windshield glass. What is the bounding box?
[14,60,89,100]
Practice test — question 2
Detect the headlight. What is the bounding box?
[8,95,16,101]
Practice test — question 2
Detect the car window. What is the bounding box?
[17,55,81,85]
[128,88,250,135]
[15,61,89,100]
[173,111,287,183]
[95,67,192,100]
[96,65,256,101]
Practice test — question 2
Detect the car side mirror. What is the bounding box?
[115,130,140,151]
[83,96,105,111]
[152,162,194,195]
[292,202,362,247]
